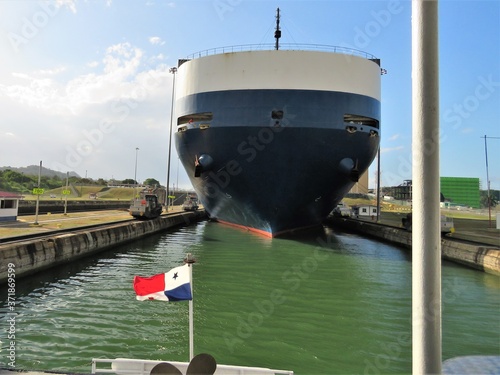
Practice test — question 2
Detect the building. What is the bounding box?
[349,170,369,195]
[391,180,412,201]
[388,177,481,209]
[440,177,480,208]
[352,204,378,218]
[0,191,22,221]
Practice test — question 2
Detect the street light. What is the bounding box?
[166,66,177,210]
[483,135,500,228]
[134,147,139,197]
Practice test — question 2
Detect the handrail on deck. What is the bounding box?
[91,358,294,375]
[185,43,377,61]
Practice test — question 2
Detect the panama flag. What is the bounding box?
[133,264,192,301]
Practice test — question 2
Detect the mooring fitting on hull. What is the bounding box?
[194,154,213,177]
[339,157,360,182]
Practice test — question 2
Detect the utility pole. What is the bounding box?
[483,135,500,228]
[134,147,139,198]
[34,161,42,225]
[167,67,177,211]
[64,172,69,216]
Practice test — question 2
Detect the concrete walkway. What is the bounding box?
[0,206,185,241]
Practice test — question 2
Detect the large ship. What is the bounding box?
[174,11,381,237]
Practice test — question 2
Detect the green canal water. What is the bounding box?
[1,221,499,374]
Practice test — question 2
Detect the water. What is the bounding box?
[1,221,499,374]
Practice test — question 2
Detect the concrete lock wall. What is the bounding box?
[329,217,500,275]
[0,211,206,284]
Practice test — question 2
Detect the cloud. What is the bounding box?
[149,36,165,45]
[11,73,31,80]
[56,0,77,14]
[37,66,67,76]
[460,127,474,134]
[388,134,400,141]
[381,145,404,153]
[0,41,180,184]
[0,42,166,115]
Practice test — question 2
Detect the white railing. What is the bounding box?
[185,43,377,61]
[92,358,294,375]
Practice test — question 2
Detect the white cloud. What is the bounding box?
[0,41,182,184]
[87,61,99,68]
[11,73,31,80]
[0,42,167,115]
[388,134,400,141]
[56,0,77,14]
[37,66,67,76]
[381,146,404,153]
[149,36,165,45]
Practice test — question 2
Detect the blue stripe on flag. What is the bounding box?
[164,282,192,301]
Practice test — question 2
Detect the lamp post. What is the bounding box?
[483,135,500,228]
[34,160,42,225]
[166,66,177,211]
[134,147,139,197]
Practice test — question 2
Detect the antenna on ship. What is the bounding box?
[274,7,281,50]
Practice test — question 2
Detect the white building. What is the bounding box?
[352,204,378,218]
[0,191,22,221]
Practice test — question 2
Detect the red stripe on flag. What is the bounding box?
[133,274,165,296]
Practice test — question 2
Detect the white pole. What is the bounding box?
[34,160,42,225]
[412,1,442,374]
[184,253,195,361]
[167,67,177,212]
[64,172,69,216]
[134,147,139,198]
[189,264,194,361]
[484,135,492,228]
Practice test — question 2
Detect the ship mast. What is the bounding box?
[274,7,281,50]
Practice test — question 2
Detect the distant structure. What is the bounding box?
[0,191,22,221]
[388,177,481,209]
[349,171,369,195]
[351,204,378,218]
[440,177,480,208]
[392,180,413,201]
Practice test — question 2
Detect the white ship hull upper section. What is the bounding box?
[176,50,381,102]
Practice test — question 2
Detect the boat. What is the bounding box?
[174,8,381,237]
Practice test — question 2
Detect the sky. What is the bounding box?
[0,0,499,191]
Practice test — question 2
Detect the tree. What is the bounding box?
[122,179,136,185]
[143,178,160,187]
[480,190,498,208]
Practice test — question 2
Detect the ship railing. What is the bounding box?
[185,43,377,61]
[91,357,294,375]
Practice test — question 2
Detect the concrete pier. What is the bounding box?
[0,210,206,284]
[327,216,500,275]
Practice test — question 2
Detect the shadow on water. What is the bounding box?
[279,223,412,263]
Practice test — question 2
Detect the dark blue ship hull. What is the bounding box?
[173,52,381,237]
[175,117,379,236]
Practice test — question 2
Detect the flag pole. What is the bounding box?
[184,253,196,361]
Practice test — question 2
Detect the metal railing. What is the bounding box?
[185,43,377,61]
[92,358,294,375]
